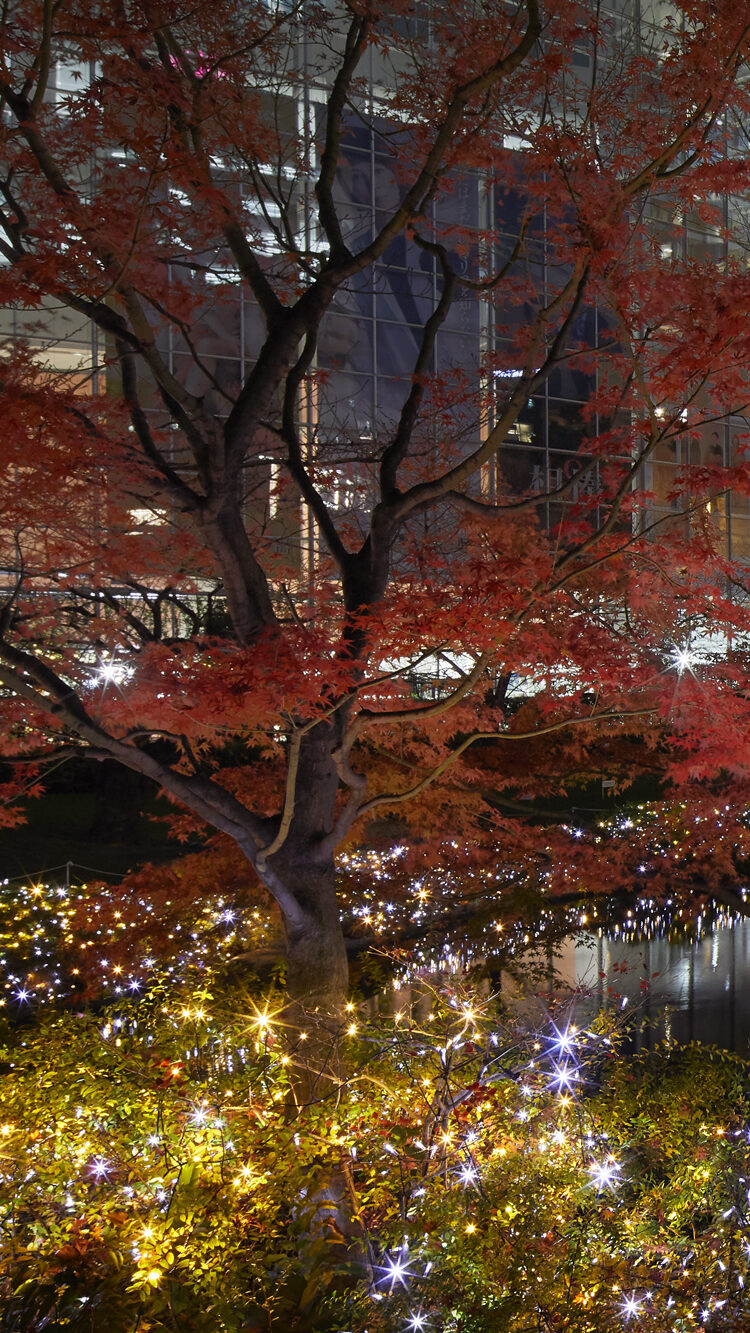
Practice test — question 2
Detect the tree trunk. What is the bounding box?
[278,855,349,1108]
[270,854,370,1289]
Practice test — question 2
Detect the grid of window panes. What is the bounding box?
[490,144,608,529]
[312,107,483,528]
[0,63,100,384]
[645,107,749,561]
[7,44,750,566]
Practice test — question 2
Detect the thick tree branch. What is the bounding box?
[280,331,350,567]
[256,728,302,868]
[314,13,370,263]
[369,257,591,534]
[356,708,656,818]
[379,232,457,500]
[347,653,491,743]
[0,640,309,928]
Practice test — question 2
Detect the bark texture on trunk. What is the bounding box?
[251,719,353,1105]
[277,855,349,1108]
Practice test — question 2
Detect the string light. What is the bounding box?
[672,646,695,675]
[1,851,749,1327]
[378,1248,416,1292]
[405,1310,431,1331]
[588,1157,622,1193]
[456,1161,479,1188]
[1,972,746,1327]
[89,1156,112,1181]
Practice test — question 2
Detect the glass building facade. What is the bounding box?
[2,8,750,567]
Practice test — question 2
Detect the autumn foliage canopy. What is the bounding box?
[1,0,750,1015]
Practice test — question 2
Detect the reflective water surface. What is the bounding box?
[551,921,750,1055]
[383,909,750,1056]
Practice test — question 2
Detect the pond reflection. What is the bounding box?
[561,922,750,1056]
[381,906,750,1057]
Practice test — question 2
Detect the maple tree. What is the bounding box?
[3,0,750,1071]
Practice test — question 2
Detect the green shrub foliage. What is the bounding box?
[2,976,750,1330]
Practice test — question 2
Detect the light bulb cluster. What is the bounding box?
[1,966,749,1329]
[2,849,748,1034]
